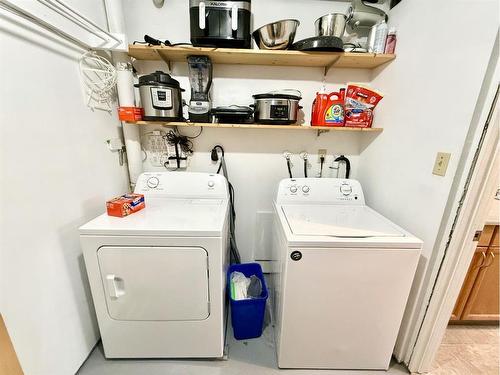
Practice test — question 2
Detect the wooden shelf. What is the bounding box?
[128,45,395,70]
[128,121,383,133]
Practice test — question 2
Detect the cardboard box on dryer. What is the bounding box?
[106,193,145,217]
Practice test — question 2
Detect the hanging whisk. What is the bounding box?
[79,51,117,112]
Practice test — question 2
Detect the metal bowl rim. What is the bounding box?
[253,19,300,34]
[314,13,347,24]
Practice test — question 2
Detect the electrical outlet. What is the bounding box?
[433,152,451,176]
[318,149,327,162]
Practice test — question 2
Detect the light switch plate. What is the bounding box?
[433,152,451,176]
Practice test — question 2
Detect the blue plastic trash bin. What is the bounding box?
[227,262,268,340]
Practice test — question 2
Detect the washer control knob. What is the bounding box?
[340,183,353,196]
[302,185,310,193]
[208,180,215,188]
[290,185,298,193]
[147,176,160,188]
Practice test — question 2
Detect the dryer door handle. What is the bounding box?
[106,274,125,299]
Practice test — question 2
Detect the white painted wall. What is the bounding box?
[0,2,129,374]
[124,0,382,261]
[354,0,498,361]
[0,0,495,373]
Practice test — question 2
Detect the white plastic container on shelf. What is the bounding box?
[373,21,388,53]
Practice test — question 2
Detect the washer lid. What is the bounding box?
[79,198,228,237]
[282,205,405,238]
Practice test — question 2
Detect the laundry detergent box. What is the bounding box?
[345,108,374,128]
[344,83,383,128]
[106,193,145,217]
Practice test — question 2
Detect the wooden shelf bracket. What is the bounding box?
[324,56,341,76]
[317,129,331,136]
[154,49,171,70]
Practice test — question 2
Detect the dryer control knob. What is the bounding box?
[290,185,298,193]
[302,186,310,193]
[340,184,353,196]
[208,180,215,188]
[147,176,160,188]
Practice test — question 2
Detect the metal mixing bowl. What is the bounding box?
[252,19,300,50]
[315,13,347,37]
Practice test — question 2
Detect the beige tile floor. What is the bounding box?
[429,325,499,375]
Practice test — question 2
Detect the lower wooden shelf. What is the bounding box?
[128,121,383,133]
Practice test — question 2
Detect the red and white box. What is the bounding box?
[118,106,144,122]
[106,194,145,217]
[344,83,383,128]
[345,109,374,128]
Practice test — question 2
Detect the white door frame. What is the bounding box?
[407,85,499,373]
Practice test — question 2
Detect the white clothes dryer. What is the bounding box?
[80,172,229,358]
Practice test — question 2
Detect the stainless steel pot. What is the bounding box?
[252,91,302,125]
[315,13,347,37]
[252,19,300,50]
[135,71,185,121]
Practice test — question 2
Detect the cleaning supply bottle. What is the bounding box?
[384,27,397,54]
[311,89,329,126]
[324,89,345,127]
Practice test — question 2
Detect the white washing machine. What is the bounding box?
[80,172,229,358]
[272,178,422,370]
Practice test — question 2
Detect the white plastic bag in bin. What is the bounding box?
[230,271,250,300]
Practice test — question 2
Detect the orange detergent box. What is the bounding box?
[118,106,144,122]
[106,193,145,217]
[345,108,374,128]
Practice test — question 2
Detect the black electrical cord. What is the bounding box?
[134,35,195,47]
[162,130,193,170]
[211,145,240,264]
[135,35,218,48]
[287,159,293,178]
[303,157,308,178]
[319,155,325,178]
[164,130,194,154]
[334,155,351,179]
[175,125,203,139]
[211,145,225,174]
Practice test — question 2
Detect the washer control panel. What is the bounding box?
[135,172,228,199]
[276,178,365,205]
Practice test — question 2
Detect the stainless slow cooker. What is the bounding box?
[252,90,302,125]
[135,71,185,121]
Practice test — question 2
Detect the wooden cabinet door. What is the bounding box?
[461,247,499,321]
[478,225,496,246]
[0,315,23,375]
[451,247,489,320]
[491,226,499,247]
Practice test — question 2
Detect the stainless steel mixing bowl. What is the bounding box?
[315,13,347,37]
[252,19,300,50]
